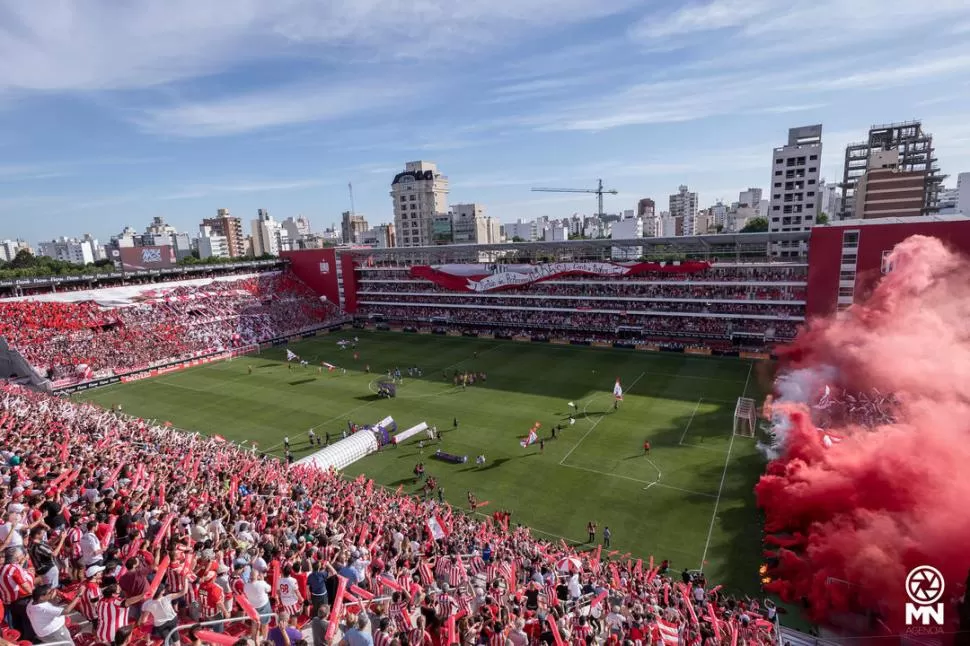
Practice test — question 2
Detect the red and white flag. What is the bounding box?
[613,378,623,401]
[655,619,680,646]
[323,362,337,372]
[426,515,450,541]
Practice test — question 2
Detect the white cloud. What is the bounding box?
[631,0,970,44]
[630,0,772,40]
[161,178,333,200]
[136,81,415,137]
[525,47,970,133]
[0,0,639,93]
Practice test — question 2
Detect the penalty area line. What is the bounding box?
[677,398,703,445]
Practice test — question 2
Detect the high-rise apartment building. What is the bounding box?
[38,237,97,265]
[449,203,499,244]
[956,172,970,215]
[359,224,397,249]
[768,125,822,256]
[281,216,311,246]
[637,198,659,236]
[202,209,245,257]
[251,209,288,256]
[853,149,928,219]
[0,240,30,263]
[668,185,698,235]
[341,211,369,244]
[840,120,942,219]
[738,188,763,209]
[503,219,537,242]
[198,225,230,259]
[391,161,449,247]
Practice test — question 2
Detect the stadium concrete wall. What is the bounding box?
[281,248,341,305]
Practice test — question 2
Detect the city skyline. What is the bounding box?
[2,0,970,243]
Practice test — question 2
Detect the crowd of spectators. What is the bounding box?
[357,284,806,303]
[0,273,347,381]
[356,296,802,319]
[357,307,798,341]
[0,382,780,646]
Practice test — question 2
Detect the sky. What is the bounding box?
[2,0,970,244]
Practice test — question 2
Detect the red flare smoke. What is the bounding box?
[757,235,970,632]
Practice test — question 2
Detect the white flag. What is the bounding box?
[426,515,449,541]
[286,349,299,362]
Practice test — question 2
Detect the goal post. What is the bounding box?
[733,397,757,437]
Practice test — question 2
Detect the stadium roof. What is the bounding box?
[816,214,969,227]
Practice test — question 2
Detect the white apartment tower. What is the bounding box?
[251,209,288,256]
[391,161,450,247]
[768,124,822,256]
[668,185,698,235]
[957,172,970,215]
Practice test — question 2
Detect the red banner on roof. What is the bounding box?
[409,260,711,292]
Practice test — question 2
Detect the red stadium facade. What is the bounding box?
[804,215,970,319]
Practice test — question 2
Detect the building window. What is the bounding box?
[774,170,782,176]
[775,158,783,164]
[773,194,781,200]
[806,191,815,197]
[772,205,780,211]
[409,195,416,201]
[839,286,855,297]
[808,179,816,185]
[809,154,818,160]
[842,231,860,245]
[809,167,817,172]
[774,182,782,188]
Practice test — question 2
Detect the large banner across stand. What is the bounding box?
[409,261,712,292]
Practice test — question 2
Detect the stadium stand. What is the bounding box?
[354,262,806,350]
[0,381,779,646]
[0,272,348,386]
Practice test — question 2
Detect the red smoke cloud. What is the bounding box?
[757,235,970,633]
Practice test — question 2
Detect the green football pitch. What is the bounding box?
[75,330,768,594]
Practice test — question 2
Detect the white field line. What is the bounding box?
[677,398,703,445]
[558,463,716,499]
[559,371,646,465]
[698,361,751,571]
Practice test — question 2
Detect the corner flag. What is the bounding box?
[286,349,300,362]
[613,377,623,401]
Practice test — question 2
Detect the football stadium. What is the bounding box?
[1,217,969,646]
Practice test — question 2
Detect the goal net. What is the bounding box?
[733,397,757,437]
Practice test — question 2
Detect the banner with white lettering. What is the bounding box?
[409,261,712,292]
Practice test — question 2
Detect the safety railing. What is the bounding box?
[163,611,277,645]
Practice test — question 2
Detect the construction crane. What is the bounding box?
[531,179,618,219]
